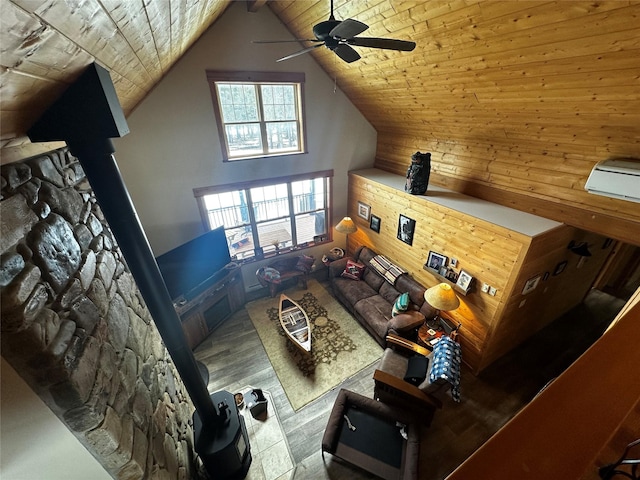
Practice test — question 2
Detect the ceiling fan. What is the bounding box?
[254,0,416,63]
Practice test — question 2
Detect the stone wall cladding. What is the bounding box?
[1,148,196,480]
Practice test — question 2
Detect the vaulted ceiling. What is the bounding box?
[2,0,639,242]
[4,1,636,149]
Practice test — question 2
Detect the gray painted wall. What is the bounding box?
[114,2,377,257]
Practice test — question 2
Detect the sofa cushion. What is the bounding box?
[419,301,437,320]
[356,246,377,267]
[354,295,395,339]
[362,268,385,291]
[295,255,315,273]
[395,275,426,307]
[392,292,410,316]
[378,281,401,305]
[341,259,365,280]
[333,277,378,307]
[388,311,425,333]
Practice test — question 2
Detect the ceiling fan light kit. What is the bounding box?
[256,0,416,64]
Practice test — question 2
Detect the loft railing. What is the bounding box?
[206,193,317,229]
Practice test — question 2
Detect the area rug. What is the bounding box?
[246,279,382,411]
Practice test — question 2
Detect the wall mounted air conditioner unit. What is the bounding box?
[585,159,640,203]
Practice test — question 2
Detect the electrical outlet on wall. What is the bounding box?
[489,287,497,296]
[481,283,490,293]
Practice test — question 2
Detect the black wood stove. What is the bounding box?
[194,391,251,479]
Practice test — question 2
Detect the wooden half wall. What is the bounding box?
[348,169,611,373]
[374,140,640,247]
[446,291,640,480]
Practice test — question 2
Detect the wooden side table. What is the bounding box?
[417,324,444,349]
[417,313,461,348]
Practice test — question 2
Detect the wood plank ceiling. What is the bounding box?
[1,0,231,151]
[1,0,639,242]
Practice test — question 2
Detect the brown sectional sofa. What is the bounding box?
[329,246,436,347]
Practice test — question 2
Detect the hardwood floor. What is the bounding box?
[194,284,625,480]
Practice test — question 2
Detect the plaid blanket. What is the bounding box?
[429,336,462,402]
[369,255,406,285]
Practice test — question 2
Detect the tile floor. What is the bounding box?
[238,387,295,480]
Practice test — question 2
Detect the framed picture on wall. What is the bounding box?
[370,214,381,233]
[554,260,568,276]
[522,274,541,295]
[456,270,473,292]
[357,201,371,221]
[426,251,447,271]
[397,214,416,245]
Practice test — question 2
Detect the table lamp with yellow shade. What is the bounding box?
[424,282,460,329]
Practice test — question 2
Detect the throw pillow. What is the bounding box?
[388,311,425,332]
[295,255,314,273]
[341,259,365,280]
[392,292,410,316]
[262,267,281,283]
[404,355,429,386]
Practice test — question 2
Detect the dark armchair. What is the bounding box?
[322,388,421,480]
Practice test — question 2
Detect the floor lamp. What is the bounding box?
[335,216,358,255]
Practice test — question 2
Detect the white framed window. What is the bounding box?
[207,71,307,161]
[194,171,332,260]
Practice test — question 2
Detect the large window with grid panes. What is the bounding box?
[194,171,332,260]
[207,70,307,161]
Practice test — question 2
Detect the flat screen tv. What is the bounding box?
[156,226,231,300]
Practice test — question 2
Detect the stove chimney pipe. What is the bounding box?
[27,63,219,427]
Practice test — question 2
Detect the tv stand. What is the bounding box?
[174,266,245,349]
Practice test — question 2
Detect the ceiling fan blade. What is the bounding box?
[276,43,324,62]
[253,39,322,44]
[333,44,361,63]
[329,18,368,39]
[348,37,416,51]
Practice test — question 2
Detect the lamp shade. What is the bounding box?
[424,283,460,311]
[335,216,357,235]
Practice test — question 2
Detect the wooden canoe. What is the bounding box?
[279,294,311,353]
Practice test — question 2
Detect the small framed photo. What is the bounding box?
[357,201,371,221]
[456,270,473,292]
[445,269,459,282]
[397,214,416,245]
[522,274,541,295]
[426,251,448,271]
[370,214,381,233]
[554,260,568,276]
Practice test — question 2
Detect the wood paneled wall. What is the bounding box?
[357,2,639,244]
[1,0,230,152]
[349,170,610,372]
[448,294,640,480]
[482,228,611,370]
[274,0,638,247]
